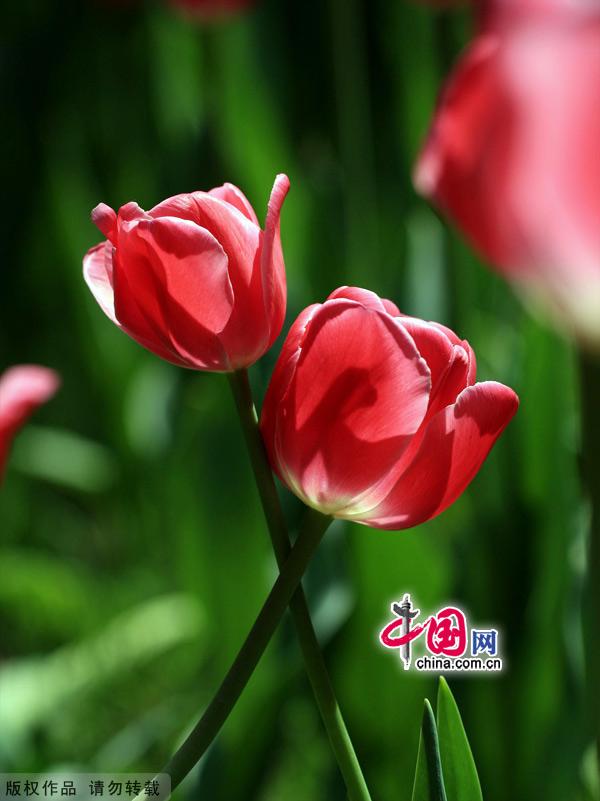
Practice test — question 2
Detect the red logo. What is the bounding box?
[380,594,468,669]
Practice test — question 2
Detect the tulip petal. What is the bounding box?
[0,366,60,479]
[260,302,321,480]
[83,240,192,367]
[114,217,233,370]
[414,36,523,269]
[208,183,259,225]
[261,174,290,347]
[150,190,266,365]
[398,318,473,412]
[429,321,477,384]
[358,381,518,530]
[91,203,118,243]
[328,286,390,313]
[274,300,430,513]
[382,298,401,316]
[327,287,402,317]
[149,191,259,289]
[83,241,118,324]
[333,320,473,515]
[397,318,455,394]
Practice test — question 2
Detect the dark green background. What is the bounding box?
[0,1,589,799]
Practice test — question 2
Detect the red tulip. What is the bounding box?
[260,287,518,530]
[415,0,600,346]
[0,366,60,482]
[83,175,289,372]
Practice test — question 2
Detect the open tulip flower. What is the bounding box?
[260,287,518,530]
[415,0,600,347]
[83,175,289,372]
[0,366,60,482]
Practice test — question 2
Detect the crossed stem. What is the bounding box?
[227,369,372,801]
[157,370,372,801]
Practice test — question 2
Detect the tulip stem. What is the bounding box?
[227,369,373,801]
[162,504,330,791]
[580,351,600,776]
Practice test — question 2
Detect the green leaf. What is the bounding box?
[437,677,483,801]
[412,699,448,801]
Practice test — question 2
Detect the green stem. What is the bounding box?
[580,351,600,773]
[162,505,330,791]
[228,369,373,801]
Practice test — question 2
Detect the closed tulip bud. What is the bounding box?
[0,366,60,482]
[260,287,518,530]
[415,0,600,347]
[83,175,289,372]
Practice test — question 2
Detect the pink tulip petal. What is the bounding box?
[260,303,322,481]
[428,322,477,384]
[382,298,401,316]
[397,318,456,395]
[83,241,118,324]
[414,36,522,269]
[327,286,390,313]
[114,217,233,370]
[261,174,290,348]
[91,203,118,243]
[0,366,60,480]
[83,241,192,367]
[149,190,266,364]
[332,320,473,516]
[118,201,149,226]
[208,183,259,225]
[149,191,259,289]
[359,381,518,530]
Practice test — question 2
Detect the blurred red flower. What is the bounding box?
[83,176,289,372]
[260,287,518,530]
[0,366,60,482]
[415,0,600,346]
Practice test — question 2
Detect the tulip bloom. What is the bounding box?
[0,366,60,482]
[260,287,518,530]
[83,175,289,372]
[415,0,600,346]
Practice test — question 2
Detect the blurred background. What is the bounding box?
[0,1,589,799]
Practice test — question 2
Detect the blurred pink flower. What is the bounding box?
[0,366,60,483]
[415,0,600,346]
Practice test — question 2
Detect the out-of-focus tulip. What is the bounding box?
[260,287,518,530]
[83,175,289,372]
[170,0,254,18]
[415,0,600,346]
[0,366,60,482]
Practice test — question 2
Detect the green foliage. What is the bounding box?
[411,679,481,801]
[436,678,483,801]
[412,700,447,801]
